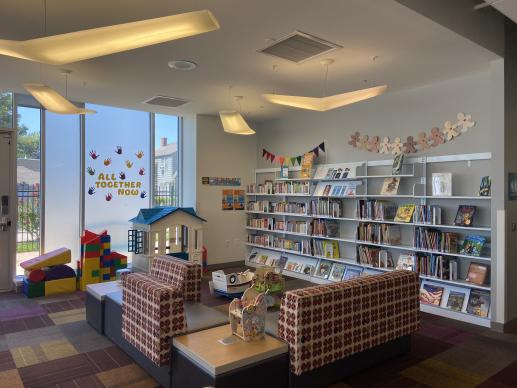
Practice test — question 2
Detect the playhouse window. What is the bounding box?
[154,232,160,254]
[165,228,170,254]
[128,229,144,254]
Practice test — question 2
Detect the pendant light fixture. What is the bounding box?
[219,88,255,135]
[24,70,96,114]
[0,9,219,65]
[263,59,387,111]
[23,2,95,114]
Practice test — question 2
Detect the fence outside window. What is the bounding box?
[17,183,40,254]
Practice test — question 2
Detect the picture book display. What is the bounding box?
[394,204,415,223]
[446,291,466,312]
[315,260,333,279]
[280,165,289,179]
[380,177,400,195]
[466,263,488,285]
[313,163,359,180]
[343,266,363,280]
[454,205,476,227]
[467,289,490,317]
[301,152,315,179]
[460,235,486,256]
[479,176,491,197]
[396,254,415,271]
[314,181,361,197]
[302,263,316,276]
[432,173,452,196]
[392,154,404,175]
[329,263,346,281]
[419,284,444,306]
[278,255,288,270]
[414,205,442,225]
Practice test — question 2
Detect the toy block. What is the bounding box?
[84,243,101,253]
[23,278,45,298]
[79,277,98,291]
[44,277,76,296]
[20,248,71,270]
[82,250,100,259]
[103,249,110,256]
[92,269,100,277]
[102,274,111,281]
[27,269,45,283]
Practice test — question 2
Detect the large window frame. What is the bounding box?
[8,93,182,276]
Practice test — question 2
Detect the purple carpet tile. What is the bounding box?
[0,314,54,335]
[0,305,47,322]
[41,299,85,314]
[83,346,133,373]
[0,350,16,372]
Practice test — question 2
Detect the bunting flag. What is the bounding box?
[261,142,325,165]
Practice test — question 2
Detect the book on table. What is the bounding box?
[454,205,476,227]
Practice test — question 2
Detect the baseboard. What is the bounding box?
[206,260,245,271]
[491,317,517,333]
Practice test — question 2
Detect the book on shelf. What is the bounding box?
[323,240,340,259]
[466,289,490,317]
[310,198,343,218]
[343,266,363,280]
[432,173,452,196]
[302,263,316,276]
[454,205,476,227]
[419,283,444,306]
[280,165,289,179]
[394,204,416,223]
[466,262,488,285]
[380,177,400,195]
[248,251,258,263]
[271,201,307,214]
[274,181,310,194]
[356,222,401,245]
[314,181,361,197]
[460,235,486,256]
[392,153,404,175]
[356,245,394,268]
[356,200,397,221]
[414,227,458,253]
[396,254,416,271]
[414,205,442,225]
[446,291,466,312]
[257,254,269,265]
[329,263,346,281]
[278,255,288,270]
[313,163,358,180]
[315,260,333,279]
[301,152,315,179]
[479,176,491,197]
[285,260,304,273]
[415,254,458,280]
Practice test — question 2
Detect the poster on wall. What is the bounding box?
[202,177,241,186]
[233,190,245,210]
[509,173,517,201]
[222,189,234,210]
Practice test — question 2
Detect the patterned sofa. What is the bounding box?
[276,270,420,388]
[121,255,203,366]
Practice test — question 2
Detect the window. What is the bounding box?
[0,92,13,128]
[154,114,179,206]
[16,106,41,275]
[128,230,144,254]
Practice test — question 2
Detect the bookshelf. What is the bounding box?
[245,152,492,328]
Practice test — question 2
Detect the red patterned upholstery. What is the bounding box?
[122,272,187,366]
[278,271,419,376]
[150,255,202,302]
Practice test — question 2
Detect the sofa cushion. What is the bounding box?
[184,301,228,333]
[278,271,420,376]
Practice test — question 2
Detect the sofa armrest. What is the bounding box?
[150,255,202,302]
[122,272,187,366]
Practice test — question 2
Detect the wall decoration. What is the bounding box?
[233,190,245,210]
[222,189,234,210]
[262,142,325,165]
[347,113,476,155]
[201,177,241,186]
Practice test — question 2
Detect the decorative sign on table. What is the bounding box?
[262,142,325,165]
[202,177,241,186]
[347,113,476,155]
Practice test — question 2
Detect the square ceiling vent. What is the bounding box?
[143,95,190,108]
[258,30,342,63]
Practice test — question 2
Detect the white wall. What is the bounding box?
[195,114,257,265]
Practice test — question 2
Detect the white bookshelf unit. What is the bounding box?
[244,153,492,328]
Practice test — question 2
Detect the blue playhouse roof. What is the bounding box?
[129,207,206,225]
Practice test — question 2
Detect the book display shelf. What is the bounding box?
[245,152,493,327]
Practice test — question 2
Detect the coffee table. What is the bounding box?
[171,324,288,388]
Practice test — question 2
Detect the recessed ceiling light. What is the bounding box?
[168,60,198,71]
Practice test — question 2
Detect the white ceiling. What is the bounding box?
[0,0,499,121]
[489,0,517,23]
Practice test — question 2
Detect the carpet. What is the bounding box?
[1,270,517,387]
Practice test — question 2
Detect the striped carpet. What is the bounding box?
[1,269,517,387]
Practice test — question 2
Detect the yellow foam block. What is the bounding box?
[79,277,98,291]
[44,277,76,296]
[20,248,71,270]
[100,268,110,275]
[82,259,99,272]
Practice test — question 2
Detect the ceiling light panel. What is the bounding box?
[24,83,96,114]
[144,95,191,108]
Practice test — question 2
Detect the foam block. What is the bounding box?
[20,248,71,270]
[44,277,76,296]
[45,265,76,281]
[27,269,45,283]
[23,278,45,298]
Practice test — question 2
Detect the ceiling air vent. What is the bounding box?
[258,30,341,64]
[143,95,190,108]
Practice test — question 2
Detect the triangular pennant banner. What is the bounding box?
[279,156,285,165]
[313,147,320,157]
[296,156,302,165]
[262,149,267,158]
[319,142,325,152]
[269,152,276,162]
[290,157,297,166]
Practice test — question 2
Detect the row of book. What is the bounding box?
[247,201,308,214]
[355,200,397,221]
[247,181,273,194]
[272,181,310,194]
[309,198,343,218]
[313,181,361,197]
[420,283,490,318]
[248,235,340,258]
[310,219,339,238]
[356,246,394,268]
[356,223,402,245]
[414,227,458,253]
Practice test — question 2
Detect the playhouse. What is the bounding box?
[128,206,205,271]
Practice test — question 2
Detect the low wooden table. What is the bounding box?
[172,324,288,388]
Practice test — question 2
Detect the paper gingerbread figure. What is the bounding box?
[358,134,369,150]
[443,121,459,141]
[429,127,444,147]
[457,112,475,133]
[368,136,380,153]
[417,132,430,151]
[403,136,417,154]
[391,137,403,155]
[379,137,391,154]
[348,131,361,147]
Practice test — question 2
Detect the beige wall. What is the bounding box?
[195,114,257,265]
